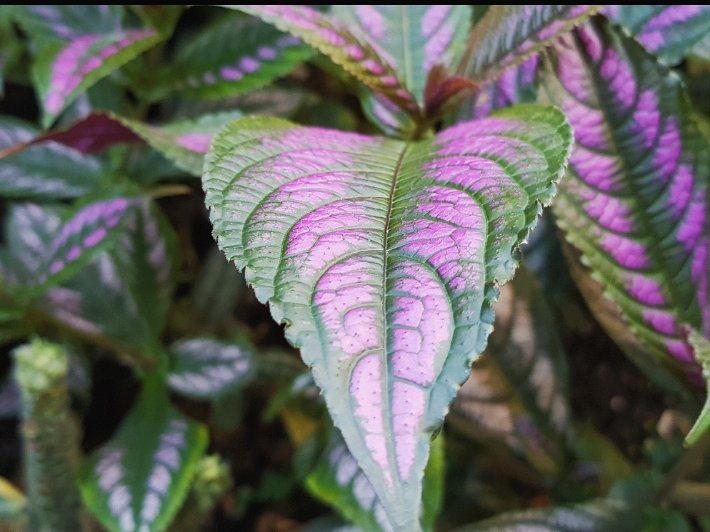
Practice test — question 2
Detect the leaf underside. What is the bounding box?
[203,105,571,527]
[543,21,710,386]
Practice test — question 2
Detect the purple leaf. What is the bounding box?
[543,21,710,389]
[461,5,600,83]
[203,108,572,527]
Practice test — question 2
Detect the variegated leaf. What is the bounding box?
[470,55,539,119]
[44,201,176,352]
[203,106,572,527]
[79,378,208,532]
[461,5,601,83]
[450,267,571,474]
[167,338,255,399]
[226,5,420,116]
[149,13,312,101]
[684,327,710,444]
[331,6,472,104]
[306,430,444,532]
[455,499,645,532]
[11,5,163,126]
[116,111,243,175]
[604,5,710,65]
[542,21,710,387]
[0,116,105,200]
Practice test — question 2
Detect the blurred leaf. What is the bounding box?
[305,429,444,532]
[10,5,163,126]
[79,377,208,532]
[167,338,255,400]
[460,5,600,83]
[0,477,26,523]
[0,116,106,201]
[41,200,176,354]
[450,267,572,474]
[191,247,245,327]
[148,13,313,101]
[684,328,710,444]
[115,111,242,175]
[454,498,647,531]
[469,55,539,119]
[542,20,710,392]
[604,5,710,64]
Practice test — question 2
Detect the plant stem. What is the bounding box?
[654,431,710,505]
[14,339,86,532]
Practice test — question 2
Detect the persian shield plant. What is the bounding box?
[2,4,710,532]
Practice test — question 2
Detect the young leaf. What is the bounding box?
[149,14,313,101]
[542,21,710,384]
[167,338,255,399]
[331,6,472,104]
[450,267,571,474]
[604,6,710,65]
[460,5,600,83]
[684,327,710,444]
[203,107,572,527]
[306,430,444,532]
[227,5,420,116]
[79,378,208,532]
[0,116,105,200]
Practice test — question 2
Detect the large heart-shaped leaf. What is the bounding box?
[203,106,572,527]
[148,13,313,101]
[542,21,710,388]
[79,378,208,532]
[603,6,710,65]
[460,5,601,83]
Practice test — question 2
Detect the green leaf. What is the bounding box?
[455,499,645,531]
[203,106,572,528]
[542,21,710,391]
[684,327,710,444]
[10,5,123,41]
[167,338,255,399]
[227,5,421,116]
[331,6,472,104]
[148,13,313,101]
[604,5,710,65]
[450,266,571,474]
[305,429,444,532]
[115,111,242,175]
[79,378,208,532]
[461,5,600,83]
[0,116,105,201]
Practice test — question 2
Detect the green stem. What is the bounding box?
[14,339,86,532]
[654,431,710,506]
